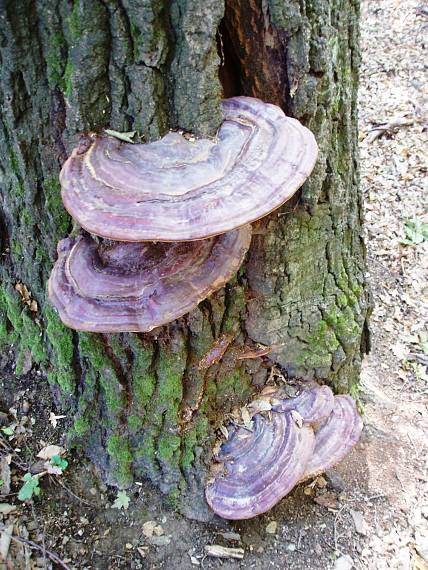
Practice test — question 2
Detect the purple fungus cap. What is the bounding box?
[48,226,251,332]
[60,96,318,242]
[302,395,363,481]
[205,413,315,520]
[272,384,335,424]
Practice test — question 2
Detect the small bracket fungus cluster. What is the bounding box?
[205,384,363,519]
[48,96,318,332]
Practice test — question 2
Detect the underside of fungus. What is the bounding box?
[205,384,362,520]
[60,96,318,242]
[48,226,251,332]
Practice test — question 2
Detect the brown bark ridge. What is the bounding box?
[0,0,369,519]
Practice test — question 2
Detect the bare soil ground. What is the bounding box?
[1,0,427,568]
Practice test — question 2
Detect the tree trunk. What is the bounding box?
[0,0,369,519]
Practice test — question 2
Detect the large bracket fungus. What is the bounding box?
[48,227,251,332]
[49,96,318,332]
[206,385,362,520]
[60,96,318,242]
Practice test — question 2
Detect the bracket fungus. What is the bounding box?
[206,385,362,520]
[205,413,315,520]
[48,227,251,332]
[60,96,318,242]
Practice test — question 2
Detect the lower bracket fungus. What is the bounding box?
[206,384,362,520]
[205,413,315,520]
[48,226,251,332]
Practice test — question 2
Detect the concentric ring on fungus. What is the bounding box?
[60,96,318,242]
[271,384,335,424]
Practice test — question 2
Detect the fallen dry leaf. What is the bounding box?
[414,553,428,570]
[315,475,327,488]
[0,504,18,516]
[248,398,272,416]
[15,282,38,312]
[265,521,278,534]
[204,545,244,559]
[240,407,252,429]
[291,409,304,428]
[37,445,65,460]
[0,523,13,562]
[237,346,273,360]
[219,425,229,439]
[260,386,278,397]
[0,455,12,495]
[198,334,233,370]
[142,521,164,538]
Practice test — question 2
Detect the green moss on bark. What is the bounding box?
[0,287,46,374]
[44,305,75,394]
[107,434,133,489]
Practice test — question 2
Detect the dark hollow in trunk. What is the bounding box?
[0,0,369,519]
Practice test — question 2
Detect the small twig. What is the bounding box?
[365,117,415,143]
[321,536,343,556]
[395,471,406,492]
[0,437,28,470]
[297,529,303,549]
[0,524,71,570]
[407,352,428,366]
[366,493,386,501]
[205,545,245,559]
[407,433,420,461]
[31,504,47,570]
[333,504,347,553]
[50,476,96,508]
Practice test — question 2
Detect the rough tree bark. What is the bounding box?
[0,0,369,519]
